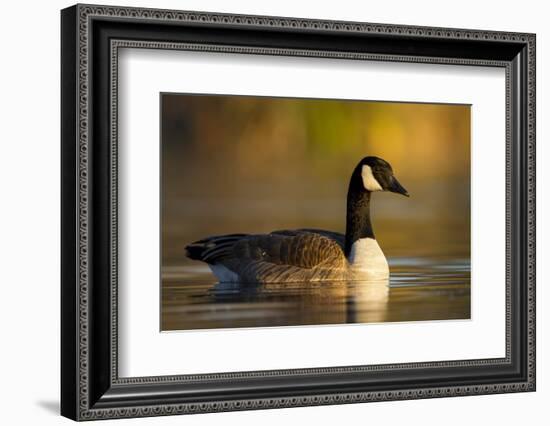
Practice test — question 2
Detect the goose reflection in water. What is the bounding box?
[209,279,391,326]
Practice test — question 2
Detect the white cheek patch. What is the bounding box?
[361,165,383,192]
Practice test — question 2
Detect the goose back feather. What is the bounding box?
[186,230,348,283]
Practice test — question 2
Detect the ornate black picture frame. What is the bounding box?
[61,4,536,421]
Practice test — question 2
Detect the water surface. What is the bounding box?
[161,255,470,331]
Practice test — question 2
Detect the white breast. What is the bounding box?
[348,238,389,279]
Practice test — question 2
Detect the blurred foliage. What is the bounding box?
[162,94,469,182]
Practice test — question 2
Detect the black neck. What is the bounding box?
[344,178,374,257]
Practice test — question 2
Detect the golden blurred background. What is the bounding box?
[161,94,470,269]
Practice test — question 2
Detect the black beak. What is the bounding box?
[389,176,409,197]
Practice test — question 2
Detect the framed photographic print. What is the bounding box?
[61,4,536,421]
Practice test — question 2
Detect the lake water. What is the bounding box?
[161,255,470,331]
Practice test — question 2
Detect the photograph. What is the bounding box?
[161,94,471,331]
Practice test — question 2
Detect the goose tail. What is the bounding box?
[185,242,208,261]
[185,234,247,264]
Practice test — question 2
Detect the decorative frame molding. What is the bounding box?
[61,3,535,421]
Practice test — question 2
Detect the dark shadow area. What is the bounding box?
[36,400,59,416]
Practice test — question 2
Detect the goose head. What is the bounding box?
[355,156,409,197]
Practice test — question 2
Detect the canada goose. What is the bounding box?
[185,156,409,283]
